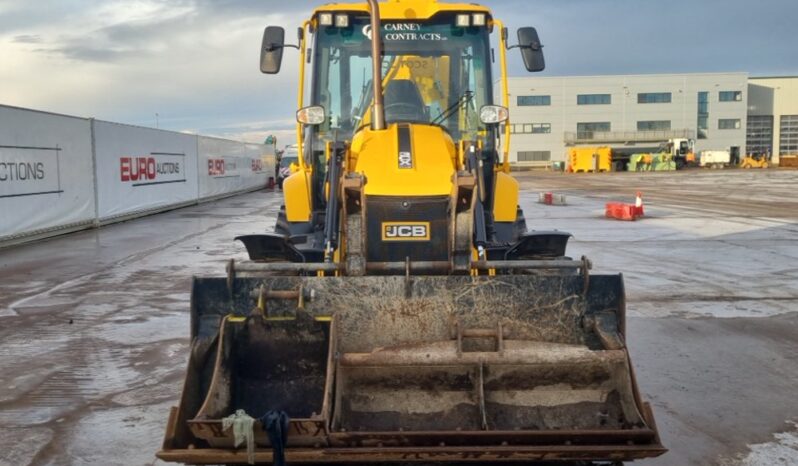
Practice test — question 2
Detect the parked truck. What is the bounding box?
[700,150,731,168]
[661,138,696,169]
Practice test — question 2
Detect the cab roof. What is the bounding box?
[312,0,491,21]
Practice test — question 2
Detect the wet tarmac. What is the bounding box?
[517,170,798,466]
[0,170,797,465]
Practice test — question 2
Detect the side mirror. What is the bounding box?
[517,27,545,72]
[260,26,285,74]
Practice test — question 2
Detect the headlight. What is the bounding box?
[479,105,509,125]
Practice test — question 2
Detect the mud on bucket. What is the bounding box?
[187,314,336,448]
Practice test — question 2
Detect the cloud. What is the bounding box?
[1,0,797,144]
[12,34,42,44]
[41,45,144,62]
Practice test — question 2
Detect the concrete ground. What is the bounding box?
[0,169,797,465]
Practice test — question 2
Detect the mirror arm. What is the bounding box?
[266,43,301,52]
[506,43,544,52]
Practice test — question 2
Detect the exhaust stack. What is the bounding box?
[367,0,386,130]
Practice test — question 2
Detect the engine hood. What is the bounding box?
[350,123,457,197]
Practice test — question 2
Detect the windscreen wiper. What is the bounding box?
[432,91,474,126]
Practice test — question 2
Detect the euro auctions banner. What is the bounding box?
[94,120,199,220]
[0,106,279,245]
[198,136,275,200]
[119,153,186,186]
[0,106,95,240]
[0,148,59,197]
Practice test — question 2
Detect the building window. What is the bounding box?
[577,122,611,133]
[697,91,709,139]
[718,119,742,130]
[531,123,551,134]
[698,93,709,114]
[517,95,551,106]
[638,92,672,104]
[637,120,672,131]
[510,123,551,134]
[747,116,773,156]
[577,94,611,105]
[577,122,611,139]
[719,91,743,102]
[698,116,709,136]
[517,151,551,162]
[780,115,798,155]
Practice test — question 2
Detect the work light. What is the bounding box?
[297,106,326,125]
[455,14,470,27]
[335,14,349,28]
[472,13,486,27]
[318,12,333,26]
[479,105,509,125]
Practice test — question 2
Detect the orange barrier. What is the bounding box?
[605,193,644,221]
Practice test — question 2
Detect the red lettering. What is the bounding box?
[121,156,158,182]
[120,157,131,181]
[137,158,147,180]
[208,159,225,176]
[130,156,139,180]
[147,157,156,179]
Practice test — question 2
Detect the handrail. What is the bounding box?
[492,18,511,173]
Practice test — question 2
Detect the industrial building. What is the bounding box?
[747,77,798,164]
[503,72,798,168]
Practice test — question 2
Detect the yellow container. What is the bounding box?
[568,147,612,173]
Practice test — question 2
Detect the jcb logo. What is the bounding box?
[382,222,430,241]
[398,151,413,169]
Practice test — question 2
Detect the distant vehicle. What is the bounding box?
[660,138,696,169]
[700,150,731,168]
[740,153,770,169]
[277,145,299,188]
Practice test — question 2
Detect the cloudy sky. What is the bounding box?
[1,0,796,145]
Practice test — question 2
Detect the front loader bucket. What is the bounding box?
[158,274,665,464]
[187,314,335,449]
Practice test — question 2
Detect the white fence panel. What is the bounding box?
[94,121,199,220]
[0,106,95,241]
[197,137,275,200]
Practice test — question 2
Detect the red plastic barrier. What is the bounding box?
[605,203,644,221]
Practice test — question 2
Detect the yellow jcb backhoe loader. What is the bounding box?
[157,1,665,464]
